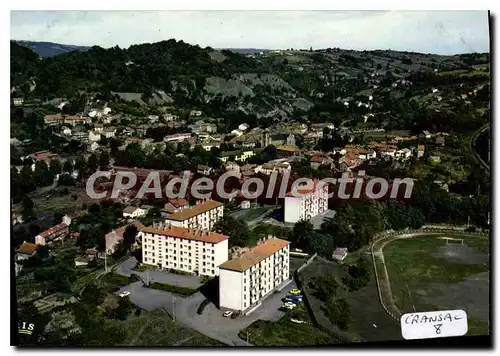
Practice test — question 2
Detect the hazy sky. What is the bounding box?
[11,10,490,54]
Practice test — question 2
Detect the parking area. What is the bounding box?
[115,276,300,346]
[114,257,203,289]
[113,257,306,346]
[115,281,180,311]
[175,279,300,345]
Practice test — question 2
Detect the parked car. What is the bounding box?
[285,296,302,303]
[223,310,233,318]
[281,303,296,310]
[119,291,130,298]
[289,289,301,295]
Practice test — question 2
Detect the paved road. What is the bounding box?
[115,257,202,289]
[175,279,297,346]
[470,123,490,172]
[116,278,298,346]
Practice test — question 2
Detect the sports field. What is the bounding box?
[383,234,490,336]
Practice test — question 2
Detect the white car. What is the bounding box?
[282,304,296,310]
[223,311,233,318]
[119,291,131,298]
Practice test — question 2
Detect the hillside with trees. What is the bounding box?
[11,39,489,133]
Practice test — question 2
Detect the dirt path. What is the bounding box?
[171,336,194,346]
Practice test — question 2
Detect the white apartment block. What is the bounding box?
[139,223,229,277]
[164,200,224,232]
[284,181,328,223]
[219,238,290,312]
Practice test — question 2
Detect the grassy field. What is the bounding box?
[383,234,490,336]
[239,304,340,346]
[298,256,401,342]
[31,187,83,214]
[95,273,135,293]
[116,310,225,346]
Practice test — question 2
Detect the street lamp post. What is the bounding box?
[173,295,176,322]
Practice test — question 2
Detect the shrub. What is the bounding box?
[128,274,141,283]
[146,282,196,296]
[197,299,210,315]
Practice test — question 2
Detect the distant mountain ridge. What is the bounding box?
[14,40,90,57]
[222,48,273,54]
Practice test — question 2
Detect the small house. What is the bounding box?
[436,136,445,147]
[417,144,425,158]
[122,206,146,219]
[310,156,324,170]
[74,255,91,267]
[332,247,348,262]
[197,165,213,176]
[241,200,251,209]
[162,199,189,216]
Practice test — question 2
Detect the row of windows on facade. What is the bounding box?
[145,238,216,247]
[144,253,215,265]
[143,258,215,274]
[243,268,287,286]
[244,256,287,275]
[144,245,215,255]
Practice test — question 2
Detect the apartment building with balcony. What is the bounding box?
[218,237,290,312]
[164,200,224,231]
[139,223,229,277]
[284,181,328,223]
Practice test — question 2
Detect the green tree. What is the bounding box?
[21,196,35,221]
[63,160,73,173]
[291,220,314,250]
[323,297,350,330]
[213,215,250,247]
[98,151,110,167]
[87,153,99,172]
[123,225,138,251]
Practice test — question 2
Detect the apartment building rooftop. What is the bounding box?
[167,200,223,221]
[218,238,289,272]
[139,223,229,244]
[37,222,68,238]
[285,180,324,197]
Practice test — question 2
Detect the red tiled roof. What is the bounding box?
[125,137,145,143]
[285,180,324,197]
[139,224,229,244]
[15,242,37,256]
[311,155,324,163]
[219,238,289,272]
[169,198,189,208]
[110,222,145,239]
[166,200,223,221]
[38,223,68,238]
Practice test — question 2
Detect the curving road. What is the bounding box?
[470,124,490,172]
